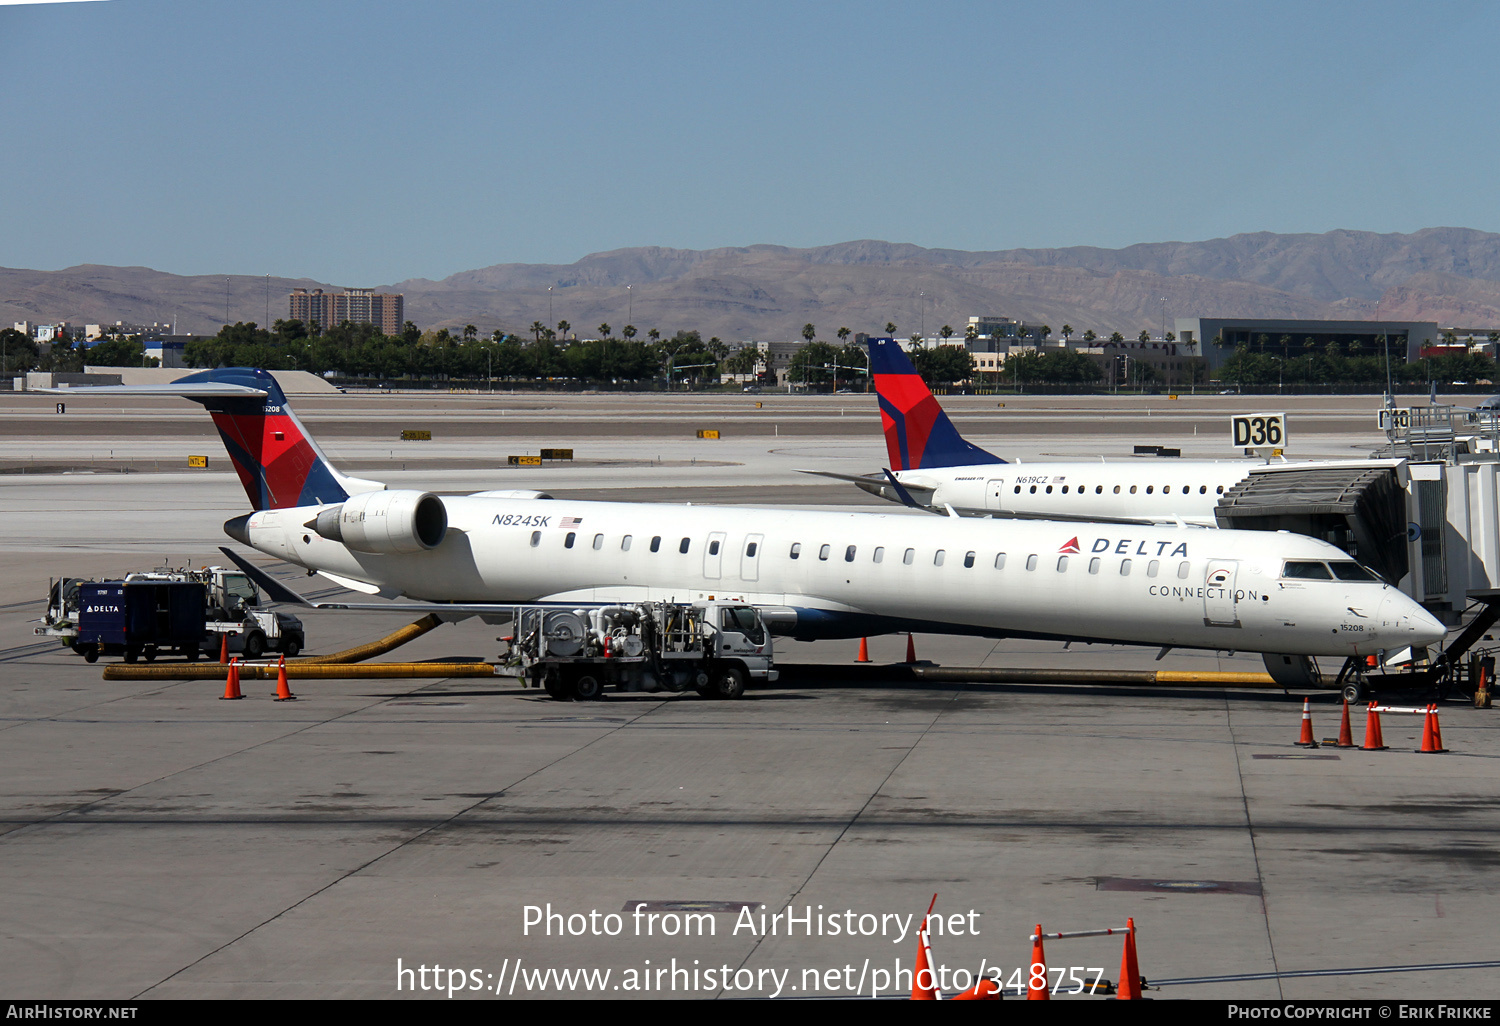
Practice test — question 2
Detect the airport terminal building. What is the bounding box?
[1174,318,1441,371]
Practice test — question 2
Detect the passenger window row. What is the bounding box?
[1013,484,1229,496]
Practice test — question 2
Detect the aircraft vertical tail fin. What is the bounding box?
[866,337,1005,470]
[169,368,382,510]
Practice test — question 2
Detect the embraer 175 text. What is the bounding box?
[59,369,1444,662]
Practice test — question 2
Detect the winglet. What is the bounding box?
[218,547,313,607]
[866,337,1004,469]
[881,468,923,509]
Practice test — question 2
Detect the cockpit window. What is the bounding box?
[1329,561,1378,582]
[1283,561,1333,580]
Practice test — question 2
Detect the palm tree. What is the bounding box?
[802,323,816,345]
[463,324,477,342]
[1061,324,1073,341]
[598,323,611,340]
[965,324,978,344]
[557,319,571,341]
[622,325,637,341]
[530,321,544,344]
[837,327,851,345]
[648,328,660,343]
[1137,330,1150,343]
[1083,329,1097,344]
[885,322,897,337]
[1110,332,1125,344]
[940,325,953,345]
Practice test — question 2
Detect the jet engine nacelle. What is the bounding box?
[312,490,448,554]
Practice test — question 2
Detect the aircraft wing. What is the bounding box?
[797,469,938,505]
[940,506,1175,527]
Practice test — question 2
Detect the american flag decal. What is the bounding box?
[561,516,583,528]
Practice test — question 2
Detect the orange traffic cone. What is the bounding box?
[273,655,297,702]
[1117,917,1142,1000]
[1335,700,1355,748]
[952,975,1002,1000]
[218,633,229,665]
[1418,704,1447,753]
[1028,924,1048,1000]
[905,634,917,664]
[856,637,871,663]
[219,657,243,700]
[1361,703,1388,751]
[911,894,939,1000]
[1294,698,1317,747]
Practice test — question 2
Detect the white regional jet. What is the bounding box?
[807,336,1266,525]
[59,369,1444,670]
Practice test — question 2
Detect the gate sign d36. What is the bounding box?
[1231,413,1286,449]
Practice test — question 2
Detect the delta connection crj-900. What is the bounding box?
[52,368,1445,664]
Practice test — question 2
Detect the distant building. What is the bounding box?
[289,288,404,336]
[1175,318,1441,371]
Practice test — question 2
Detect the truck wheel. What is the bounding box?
[573,673,604,701]
[713,667,747,700]
[123,646,139,664]
[283,635,303,658]
[83,646,99,664]
[184,645,199,662]
[543,674,569,701]
[1341,679,1367,705]
[143,646,158,663]
[243,632,265,660]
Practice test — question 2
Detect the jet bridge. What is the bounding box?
[1219,406,1500,697]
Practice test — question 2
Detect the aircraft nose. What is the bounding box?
[1380,593,1448,648]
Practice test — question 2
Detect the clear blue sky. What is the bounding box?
[3,0,1497,284]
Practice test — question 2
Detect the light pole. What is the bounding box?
[627,284,632,325]
[548,286,553,327]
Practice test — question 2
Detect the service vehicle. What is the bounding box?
[503,600,777,700]
[36,565,305,661]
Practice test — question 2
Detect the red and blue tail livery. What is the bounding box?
[866,337,1004,470]
[171,368,374,510]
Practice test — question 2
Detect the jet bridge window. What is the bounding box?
[1330,561,1378,582]
[1283,561,1333,580]
[679,537,691,554]
[819,544,830,561]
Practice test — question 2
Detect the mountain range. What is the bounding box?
[7,227,1500,343]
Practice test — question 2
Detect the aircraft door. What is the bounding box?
[704,532,727,580]
[1204,559,1240,627]
[986,479,1007,511]
[740,533,764,582]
